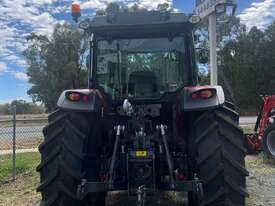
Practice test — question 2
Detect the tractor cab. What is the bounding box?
[85,12,198,103]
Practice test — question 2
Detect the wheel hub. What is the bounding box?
[266,131,275,157]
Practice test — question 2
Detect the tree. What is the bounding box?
[195,16,246,103]
[24,24,89,111]
[24,2,176,111]
[0,101,44,115]
[96,2,171,16]
[219,21,275,112]
[195,16,275,112]
[0,104,11,115]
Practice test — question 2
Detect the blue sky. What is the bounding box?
[0,0,275,104]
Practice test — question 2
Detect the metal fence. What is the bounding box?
[0,106,47,181]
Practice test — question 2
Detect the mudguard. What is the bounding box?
[180,86,225,111]
[57,89,108,112]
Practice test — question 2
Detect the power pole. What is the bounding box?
[209,13,218,85]
[194,0,236,86]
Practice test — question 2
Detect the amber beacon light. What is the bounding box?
[71,2,81,22]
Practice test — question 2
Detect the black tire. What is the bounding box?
[189,106,249,206]
[37,110,105,206]
[262,124,275,160]
[224,101,236,112]
[269,111,275,117]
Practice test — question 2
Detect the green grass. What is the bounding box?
[0,153,40,206]
[0,152,40,183]
[259,152,275,165]
[242,125,255,133]
[246,153,275,174]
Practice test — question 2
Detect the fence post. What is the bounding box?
[12,105,16,181]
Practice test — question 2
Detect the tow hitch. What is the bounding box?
[76,124,204,205]
[136,185,147,206]
[76,178,203,204]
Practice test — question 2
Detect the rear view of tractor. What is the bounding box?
[245,95,275,159]
[37,4,248,206]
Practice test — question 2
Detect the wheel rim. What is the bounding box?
[266,131,275,157]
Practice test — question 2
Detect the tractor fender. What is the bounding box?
[57,89,109,112]
[180,86,225,111]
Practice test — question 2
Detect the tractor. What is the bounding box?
[245,95,275,159]
[37,3,248,206]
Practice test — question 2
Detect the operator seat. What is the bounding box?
[128,71,158,98]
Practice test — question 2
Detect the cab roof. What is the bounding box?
[85,12,193,38]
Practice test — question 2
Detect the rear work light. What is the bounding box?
[191,89,216,99]
[66,92,89,102]
[67,92,81,101]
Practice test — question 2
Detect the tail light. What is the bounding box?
[66,92,89,102]
[176,170,186,181]
[82,95,89,102]
[191,89,216,99]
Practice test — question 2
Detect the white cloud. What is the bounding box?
[11,71,29,81]
[0,0,60,71]
[81,0,172,10]
[0,0,174,73]
[238,0,275,30]
[0,60,28,80]
[32,0,56,5]
[81,0,110,10]
[15,59,28,67]
[138,0,171,10]
[0,62,8,72]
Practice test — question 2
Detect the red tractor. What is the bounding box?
[36,4,248,206]
[245,95,275,159]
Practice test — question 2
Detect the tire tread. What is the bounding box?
[193,106,248,206]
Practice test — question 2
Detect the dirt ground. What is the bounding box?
[0,154,275,206]
[0,171,40,206]
[246,155,275,206]
[0,138,42,151]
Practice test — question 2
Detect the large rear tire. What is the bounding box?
[37,110,105,206]
[189,106,249,206]
[262,124,275,160]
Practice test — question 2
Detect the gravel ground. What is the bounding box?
[106,192,186,206]
[0,172,40,206]
[246,155,275,206]
[108,155,275,206]
[0,155,274,206]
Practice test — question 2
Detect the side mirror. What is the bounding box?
[215,2,236,16]
[196,48,209,64]
[194,34,200,42]
[79,19,91,30]
[188,14,201,24]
